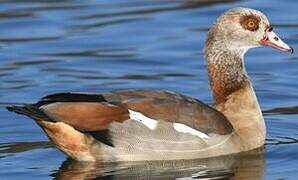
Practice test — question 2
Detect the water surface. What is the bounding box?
[0,0,298,179]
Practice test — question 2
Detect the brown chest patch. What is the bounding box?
[208,64,248,105]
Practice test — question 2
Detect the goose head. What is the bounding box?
[204,8,293,104]
[205,7,293,55]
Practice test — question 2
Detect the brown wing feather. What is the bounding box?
[104,89,233,135]
[41,102,129,131]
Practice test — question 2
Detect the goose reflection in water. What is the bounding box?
[51,148,265,180]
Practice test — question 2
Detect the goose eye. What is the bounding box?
[240,15,260,31]
[247,20,255,28]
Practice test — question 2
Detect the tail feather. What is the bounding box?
[6,104,53,122]
[7,104,102,161]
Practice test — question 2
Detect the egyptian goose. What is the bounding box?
[7,8,293,162]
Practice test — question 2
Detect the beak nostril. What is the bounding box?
[274,37,279,41]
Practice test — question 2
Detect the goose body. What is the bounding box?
[7,7,293,162]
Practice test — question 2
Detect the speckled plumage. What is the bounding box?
[205,49,247,104]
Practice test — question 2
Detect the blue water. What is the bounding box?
[0,0,298,179]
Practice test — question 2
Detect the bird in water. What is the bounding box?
[7,7,293,162]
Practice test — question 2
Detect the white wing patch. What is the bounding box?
[128,110,209,139]
[173,123,209,139]
[128,110,158,130]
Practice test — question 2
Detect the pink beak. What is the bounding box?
[260,27,294,54]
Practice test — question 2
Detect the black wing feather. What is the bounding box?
[36,92,108,106]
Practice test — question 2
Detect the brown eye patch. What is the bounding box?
[240,15,260,31]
